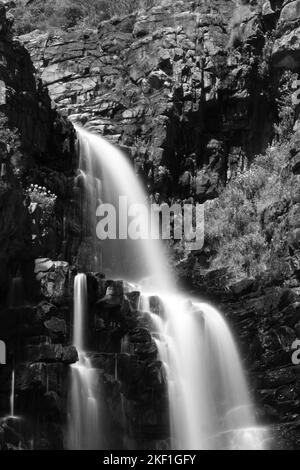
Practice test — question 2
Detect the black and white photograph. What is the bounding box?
[0,0,299,455]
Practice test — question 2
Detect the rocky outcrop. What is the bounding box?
[222,284,300,450]
[0,2,170,451]
[272,0,300,69]
[16,0,300,205]
[0,4,78,302]
[0,3,74,168]
[0,6,81,449]
[0,262,169,450]
[4,255,300,449]
[19,0,275,203]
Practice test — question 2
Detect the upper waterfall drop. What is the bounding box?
[75,125,174,291]
[74,125,267,450]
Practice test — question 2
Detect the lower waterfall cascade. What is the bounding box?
[139,293,268,450]
[66,127,269,450]
[9,370,15,419]
[67,273,104,450]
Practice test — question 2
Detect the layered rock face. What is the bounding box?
[0,3,77,302]
[19,0,275,203]
[0,4,79,450]
[222,283,300,450]
[272,0,300,69]
[17,0,300,204]
[0,4,74,169]
[0,261,169,450]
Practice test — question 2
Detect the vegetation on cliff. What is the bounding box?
[11,0,156,34]
[205,139,294,282]
[0,114,23,180]
[203,67,300,285]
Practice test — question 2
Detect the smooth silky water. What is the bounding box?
[75,125,172,287]
[68,126,268,450]
[10,370,15,418]
[67,273,104,450]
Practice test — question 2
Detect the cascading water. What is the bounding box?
[10,370,15,418]
[74,126,268,450]
[75,126,173,288]
[142,294,267,449]
[67,273,104,450]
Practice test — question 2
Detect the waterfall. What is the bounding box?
[10,370,15,418]
[67,273,104,450]
[75,127,268,450]
[142,293,267,449]
[76,126,173,289]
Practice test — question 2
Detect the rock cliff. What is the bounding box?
[0,5,79,449]
[0,260,170,449]
[0,2,77,302]
[18,0,273,203]
[17,1,300,203]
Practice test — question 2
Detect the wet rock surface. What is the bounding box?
[5,254,300,449]
[0,4,78,302]
[0,262,169,449]
[221,285,300,450]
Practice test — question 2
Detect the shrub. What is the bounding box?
[274,71,299,142]
[0,113,23,178]
[26,184,57,229]
[204,140,295,282]
[12,0,157,34]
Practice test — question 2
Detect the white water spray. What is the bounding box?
[76,126,173,289]
[75,126,267,450]
[67,273,104,450]
[10,370,15,418]
[142,293,267,449]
